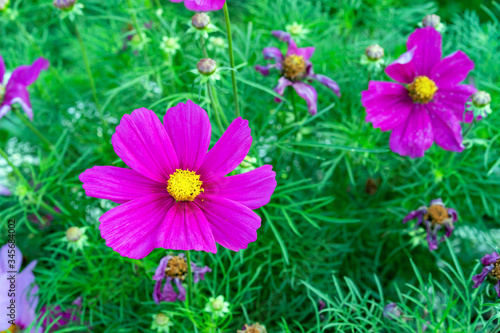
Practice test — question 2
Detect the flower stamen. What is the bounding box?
[282,55,306,81]
[408,76,437,103]
[165,256,188,280]
[491,260,500,279]
[1,325,20,333]
[167,169,204,202]
[424,204,449,225]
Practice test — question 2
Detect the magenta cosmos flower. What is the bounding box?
[79,100,277,259]
[472,252,500,297]
[153,253,210,303]
[361,27,475,158]
[0,244,42,333]
[403,198,457,251]
[0,55,49,121]
[169,0,225,11]
[255,31,340,115]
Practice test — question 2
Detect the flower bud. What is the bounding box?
[197,58,217,76]
[191,13,210,30]
[53,0,76,10]
[365,45,384,61]
[422,14,441,28]
[66,226,82,242]
[0,0,10,12]
[472,91,491,107]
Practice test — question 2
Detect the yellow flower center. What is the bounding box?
[165,255,188,279]
[167,169,204,202]
[282,55,306,81]
[424,204,449,225]
[491,260,500,279]
[1,325,20,333]
[0,84,5,102]
[407,76,438,103]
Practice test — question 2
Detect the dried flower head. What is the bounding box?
[238,323,267,333]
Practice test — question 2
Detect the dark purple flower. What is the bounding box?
[383,303,402,319]
[361,27,475,158]
[403,198,458,251]
[152,253,211,303]
[255,31,340,115]
[39,305,79,332]
[472,252,500,297]
[0,244,42,333]
[0,55,49,121]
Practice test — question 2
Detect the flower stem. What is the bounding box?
[207,82,225,133]
[223,3,240,118]
[186,250,193,305]
[200,36,209,58]
[74,22,104,124]
[0,147,27,183]
[463,120,475,138]
[13,109,53,150]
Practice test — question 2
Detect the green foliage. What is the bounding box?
[1,0,500,332]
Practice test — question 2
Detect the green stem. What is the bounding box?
[223,3,240,118]
[74,23,103,124]
[289,87,298,121]
[212,85,230,127]
[13,109,53,150]
[463,119,475,138]
[186,250,193,305]
[207,82,225,133]
[200,36,209,58]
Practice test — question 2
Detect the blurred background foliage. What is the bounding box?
[0,0,499,332]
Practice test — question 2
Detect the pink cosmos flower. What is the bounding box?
[0,244,42,333]
[169,0,225,11]
[0,55,50,121]
[255,31,340,115]
[79,101,277,259]
[361,27,476,158]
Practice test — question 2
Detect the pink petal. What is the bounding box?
[385,47,416,84]
[272,30,292,44]
[296,47,315,60]
[309,74,341,97]
[292,82,318,115]
[196,195,261,251]
[406,27,442,76]
[273,77,293,102]
[184,0,224,11]
[198,117,252,182]
[389,104,433,158]
[0,54,4,83]
[99,194,175,259]
[204,165,277,209]
[432,84,476,123]
[430,51,474,88]
[111,108,179,184]
[362,81,413,131]
[7,57,49,87]
[157,202,216,253]
[79,166,167,204]
[0,244,23,273]
[0,84,33,120]
[481,252,500,265]
[426,103,465,152]
[163,100,211,171]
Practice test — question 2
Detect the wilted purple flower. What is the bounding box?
[403,198,458,251]
[0,55,49,121]
[152,253,211,303]
[383,303,402,319]
[53,0,76,10]
[472,252,500,297]
[0,244,42,333]
[361,28,475,158]
[255,31,340,115]
[39,305,79,332]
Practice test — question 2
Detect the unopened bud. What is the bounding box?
[422,14,441,28]
[66,226,82,242]
[365,45,384,61]
[0,0,10,12]
[191,13,210,30]
[197,58,217,76]
[53,0,76,10]
[472,91,491,107]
